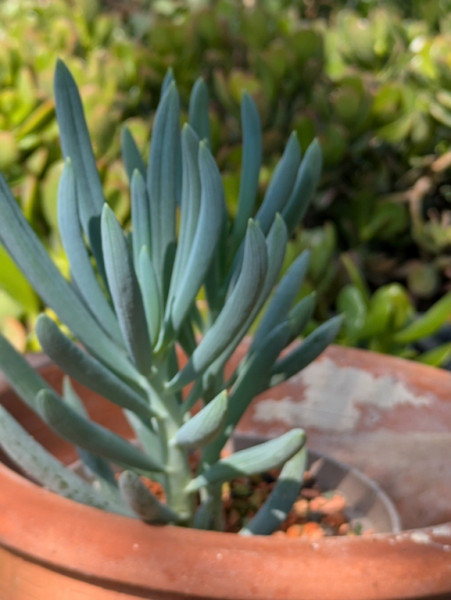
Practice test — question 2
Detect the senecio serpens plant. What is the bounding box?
[0,60,341,535]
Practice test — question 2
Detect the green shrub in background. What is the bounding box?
[1,0,451,366]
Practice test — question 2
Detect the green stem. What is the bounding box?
[146,369,194,522]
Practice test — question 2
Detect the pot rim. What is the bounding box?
[1,346,451,599]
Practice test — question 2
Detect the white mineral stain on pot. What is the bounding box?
[254,359,431,432]
[432,524,451,537]
[410,531,431,544]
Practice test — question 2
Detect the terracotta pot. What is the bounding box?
[1,346,450,600]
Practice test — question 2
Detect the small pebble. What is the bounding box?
[286,524,303,538]
[338,523,350,535]
[302,521,325,539]
[292,498,309,518]
[310,492,346,515]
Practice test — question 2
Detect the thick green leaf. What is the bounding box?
[255,132,300,234]
[0,247,39,315]
[282,138,322,236]
[37,388,164,473]
[121,127,146,182]
[231,93,262,250]
[147,82,181,289]
[189,78,211,145]
[36,314,156,418]
[0,175,139,382]
[119,470,181,524]
[251,249,310,352]
[168,221,268,390]
[173,391,227,449]
[337,285,367,342]
[168,141,225,332]
[57,160,124,347]
[394,291,451,343]
[417,342,451,367]
[0,405,132,516]
[186,429,306,492]
[101,204,152,375]
[270,315,343,386]
[240,446,307,536]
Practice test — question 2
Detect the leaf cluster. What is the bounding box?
[0,60,340,533]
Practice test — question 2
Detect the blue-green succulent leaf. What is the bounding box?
[124,411,162,465]
[203,320,293,461]
[231,93,262,250]
[161,68,175,95]
[0,176,138,382]
[121,127,146,182]
[54,59,105,267]
[57,160,123,347]
[119,470,181,524]
[131,169,152,270]
[186,429,306,492]
[251,250,311,352]
[37,388,164,473]
[168,125,201,299]
[240,446,307,536]
[62,377,119,489]
[173,391,227,449]
[137,246,162,347]
[36,315,156,418]
[147,82,181,289]
[270,315,343,386]
[168,221,268,390]
[189,78,211,145]
[255,132,301,234]
[286,293,317,341]
[101,204,152,375]
[169,141,225,332]
[0,333,50,414]
[0,405,132,516]
[200,214,288,388]
[282,139,322,236]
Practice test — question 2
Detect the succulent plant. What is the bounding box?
[0,60,341,534]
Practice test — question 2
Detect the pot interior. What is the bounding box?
[233,434,401,534]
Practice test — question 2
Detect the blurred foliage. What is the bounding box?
[1,0,451,364]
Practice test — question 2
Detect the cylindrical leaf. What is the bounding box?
[186,429,306,492]
[173,391,228,449]
[101,204,152,375]
[37,389,164,473]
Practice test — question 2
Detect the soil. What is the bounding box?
[141,462,369,538]
[222,467,368,538]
